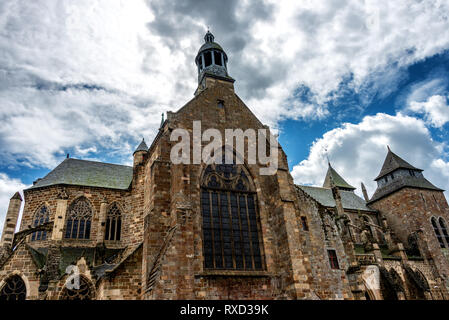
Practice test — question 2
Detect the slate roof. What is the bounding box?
[27,158,133,190]
[375,148,422,180]
[323,164,355,190]
[133,138,148,155]
[297,185,374,212]
[369,175,443,203]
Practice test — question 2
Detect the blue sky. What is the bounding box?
[1,1,449,235]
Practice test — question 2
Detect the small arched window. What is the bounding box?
[201,161,264,271]
[31,205,50,241]
[65,197,92,240]
[438,217,449,246]
[105,203,122,241]
[0,275,26,301]
[431,217,445,248]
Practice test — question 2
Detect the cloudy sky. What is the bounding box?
[1,0,449,235]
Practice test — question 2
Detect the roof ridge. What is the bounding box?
[64,157,132,168]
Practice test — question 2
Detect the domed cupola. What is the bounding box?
[195,31,234,87]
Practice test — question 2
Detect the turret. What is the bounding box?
[133,138,148,167]
[1,192,22,248]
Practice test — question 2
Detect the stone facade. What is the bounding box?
[1,32,448,300]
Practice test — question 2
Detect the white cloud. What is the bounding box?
[0,173,27,239]
[407,95,449,128]
[1,0,449,170]
[291,113,449,199]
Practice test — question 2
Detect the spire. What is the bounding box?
[133,138,148,155]
[323,162,356,191]
[374,147,422,181]
[361,182,369,202]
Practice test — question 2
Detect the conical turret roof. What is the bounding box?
[133,138,148,155]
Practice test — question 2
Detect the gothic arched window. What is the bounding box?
[105,203,122,241]
[431,217,445,248]
[31,205,50,241]
[438,217,449,246]
[65,197,92,240]
[0,275,26,301]
[61,276,94,300]
[201,162,264,271]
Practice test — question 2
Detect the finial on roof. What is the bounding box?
[204,30,214,43]
[324,148,331,166]
[387,145,391,152]
[160,113,165,128]
[67,153,69,159]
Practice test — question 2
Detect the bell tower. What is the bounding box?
[194,31,234,94]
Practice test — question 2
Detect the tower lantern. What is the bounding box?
[195,31,233,91]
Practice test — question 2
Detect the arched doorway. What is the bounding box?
[0,275,27,301]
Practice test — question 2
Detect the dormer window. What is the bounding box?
[409,170,415,177]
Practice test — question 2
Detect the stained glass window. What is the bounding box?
[0,275,26,301]
[65,197,92,239]
[201,161,263,271]
[31,205,50,241]
[105,203,122,241]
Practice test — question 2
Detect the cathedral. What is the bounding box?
[1,32,449,300]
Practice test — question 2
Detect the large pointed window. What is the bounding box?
[105,203,122,241]
[431,217,445,248]
[31,205,50,241]
[65,197,92,239]
[201,162,264,271]
[0,275,26,301]
[439,217,449,246]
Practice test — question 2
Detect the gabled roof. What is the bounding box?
[133,138,148,155]
[323,164,355,190]
[27,158,133,191]
[375,148,422,181]
[297,185,374,212]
